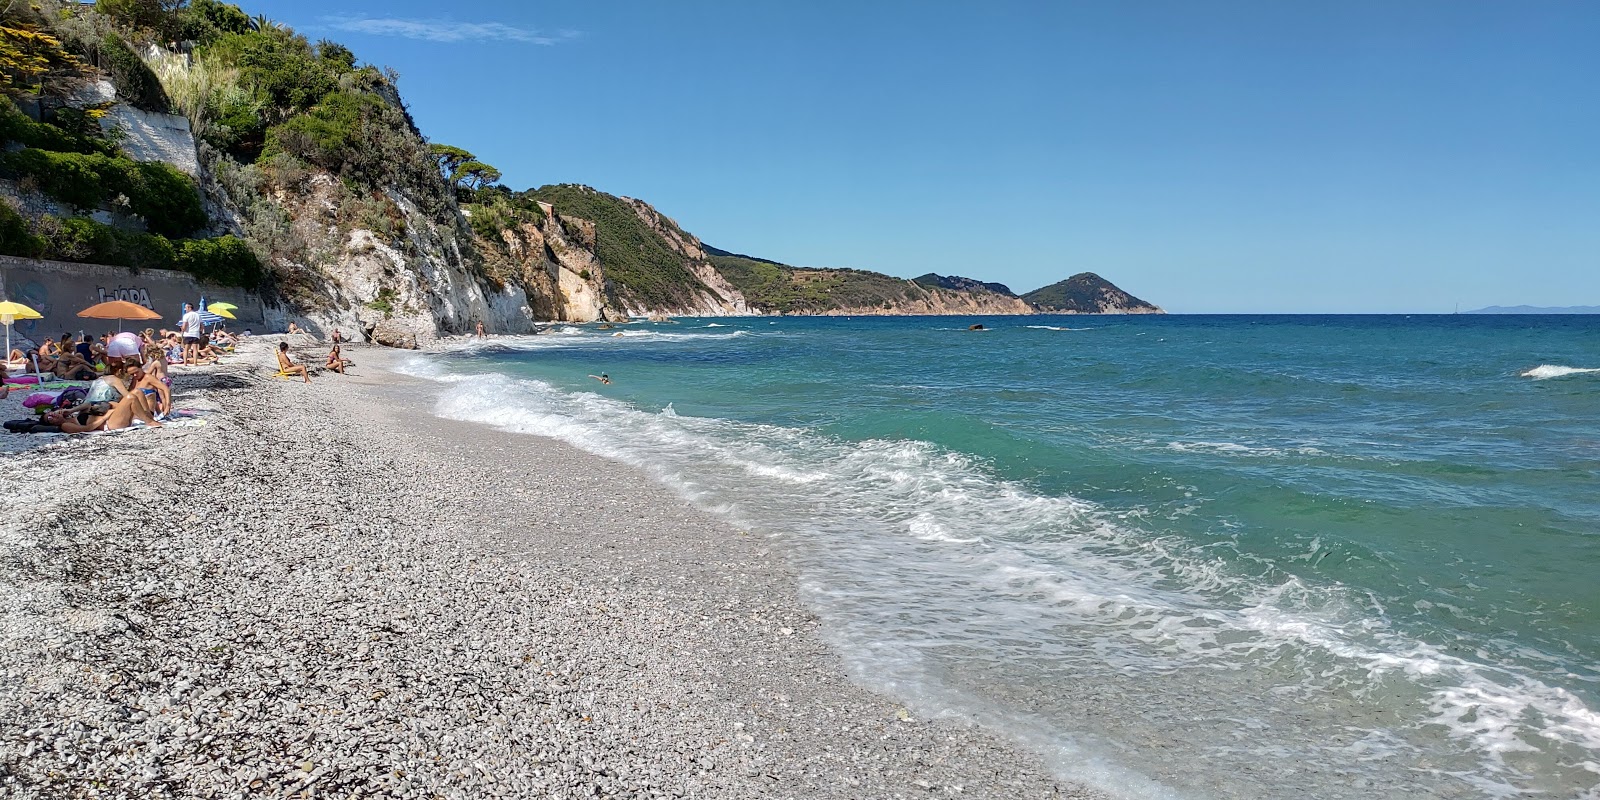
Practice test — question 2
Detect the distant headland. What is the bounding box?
[1465,306,1600,315]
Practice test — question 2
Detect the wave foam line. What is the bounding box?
[1523,364,1600,380]
[396,356,1600,797]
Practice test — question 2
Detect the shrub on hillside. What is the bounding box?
[17,211,262,286]
[91,33,169,112]
[126,160,207,237]
[261,90,382,172]
[0,147,205,235]
[0,200,44,258]
[0,96,116,156]
[164,0,253,46]
[263,90,446,212]
[204,29,337,115]
[0,148,110,209]
[176,234,262,286]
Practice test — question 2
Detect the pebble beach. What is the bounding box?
[0,338,1102,799]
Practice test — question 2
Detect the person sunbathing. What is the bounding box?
[325,344,350,374]
[51,351,98,381]
[195,338,226,362]
[276,342,310,383]
[30,340,59,373]
[43,390,162,433]
[125,364,169,417]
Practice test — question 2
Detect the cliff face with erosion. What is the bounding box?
[619,197,751,317]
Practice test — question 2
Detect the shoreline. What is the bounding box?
[0,338,1104,798]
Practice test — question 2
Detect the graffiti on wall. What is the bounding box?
[97,286,154,308]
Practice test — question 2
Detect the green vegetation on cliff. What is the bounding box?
[708,247,934,314]
[0,89,261,285]
[1022,272,1159,313]
[520,184,712,310]
[912,273,1016,296]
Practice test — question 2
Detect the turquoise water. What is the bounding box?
[403,315,1600,799]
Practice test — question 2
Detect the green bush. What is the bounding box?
[1,210,261,288]
[176,235,263,287]
[0,148,113,210]
[0,147,205,235]
[165,0,253,45]
[0,98,116,156]
[0,201,44,258]
[93,33,170,112]
[261,90,383,171]
[204,30,338,114]
[127,160,207,237]
[94,0,165,30]
[205,83,270,158]
[39,215,117,261]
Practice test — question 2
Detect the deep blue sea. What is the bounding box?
[401,315,1600,799]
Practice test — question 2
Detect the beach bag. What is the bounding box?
[21,391,59,409]
[54,387,87,409]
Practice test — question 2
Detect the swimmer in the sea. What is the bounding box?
[589,373,612,385]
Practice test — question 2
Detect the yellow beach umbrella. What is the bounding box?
[207,304,237,320]
[209,301,239,311]
[0,300,42,363]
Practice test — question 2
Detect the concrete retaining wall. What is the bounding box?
[0,256,267,349]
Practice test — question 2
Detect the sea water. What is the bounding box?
[401,315,1600,799]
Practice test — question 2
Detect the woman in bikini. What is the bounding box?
[325,343,350,374]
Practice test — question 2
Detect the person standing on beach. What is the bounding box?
[179,303,202,367]
[475,320,487,339]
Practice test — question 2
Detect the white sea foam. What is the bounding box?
[1026,325,1095,331]
[1523,364,1600,380]
[402,356,1600,798]
[1166,440,1327,457]
[614,329,750,340]
[430,329,751,355]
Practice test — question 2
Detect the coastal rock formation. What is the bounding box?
[370,317,419,349]
[476,212,610,322]
[1023,273,1164,314]
[263,175,531,345]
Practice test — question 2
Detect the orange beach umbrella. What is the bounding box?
[78,300,162,332]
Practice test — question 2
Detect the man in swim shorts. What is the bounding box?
[180,303,202,367]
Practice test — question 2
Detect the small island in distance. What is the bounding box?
[1465,306,1600,314]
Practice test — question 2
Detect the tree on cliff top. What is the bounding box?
[430,143,500,187]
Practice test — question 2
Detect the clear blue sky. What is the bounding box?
[260,1,1599,312]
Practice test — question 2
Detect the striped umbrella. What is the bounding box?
[195,295,224,327]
